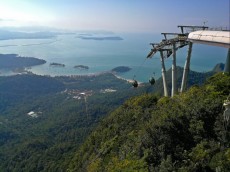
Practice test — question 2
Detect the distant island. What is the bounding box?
[78,33,93,36]
[0,54,46,69]
[77,36,123,41]
[0,30,58,40]
[111,66,131,73]
[50,63,65,67]
[74,65,89,70]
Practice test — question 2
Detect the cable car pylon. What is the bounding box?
[146,25,210,97]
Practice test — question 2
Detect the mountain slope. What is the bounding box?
[212,63,225,73]
[0,73,150,171]
[69,73,230,171]
[152,66,214,95]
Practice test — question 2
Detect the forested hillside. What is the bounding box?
[0,73,148,171]
[152,66,214,96]
[0,67,227,171]
[69,73,230,171]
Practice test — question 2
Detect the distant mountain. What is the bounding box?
[151,66,214,95]
[212,63,225,72]
[0,26,67,32]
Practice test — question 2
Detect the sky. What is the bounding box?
[0,0,229,33]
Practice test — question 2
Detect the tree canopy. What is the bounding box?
[69,73,230,171]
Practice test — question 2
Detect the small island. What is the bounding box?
[50,63,65,67]
[111,66,131,73]
[74,65,89,70]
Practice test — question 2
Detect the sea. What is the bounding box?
[0,32,228,82]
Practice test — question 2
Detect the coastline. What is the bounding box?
[111,72,143,84]
[112,73,133,83]
[0,68,141,84]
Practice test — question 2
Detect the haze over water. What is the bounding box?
[0,0,228,81]
[0,32,227,82]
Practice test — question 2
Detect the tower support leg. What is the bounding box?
[171,43,177,97]
[160,51,168,97]
[224,48,230,74]
[181,42,193,93]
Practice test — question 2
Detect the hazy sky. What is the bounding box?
[0,0,229,33]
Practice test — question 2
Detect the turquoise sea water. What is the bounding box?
[0,33,228,82]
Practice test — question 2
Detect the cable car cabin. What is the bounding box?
[149,77,155,85]
[167,50,172,58]
[132,80,138,88]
